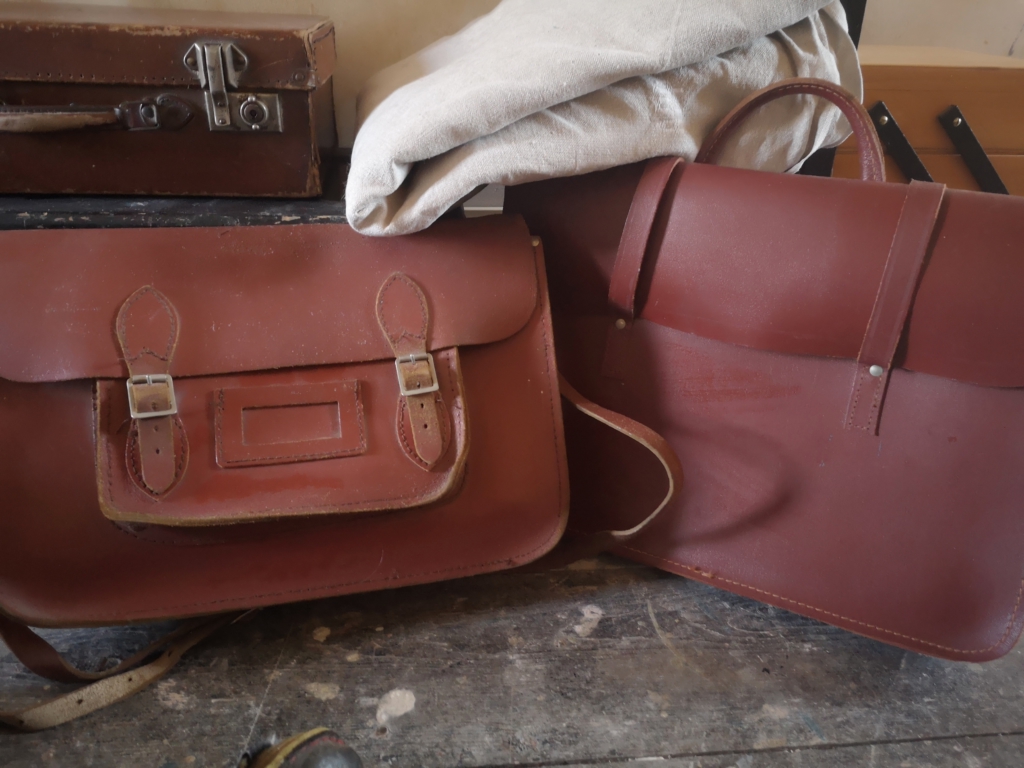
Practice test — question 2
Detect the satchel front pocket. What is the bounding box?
[95,348,467,526]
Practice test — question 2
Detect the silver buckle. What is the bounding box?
[126,374,178,419]
[394,353,439,397]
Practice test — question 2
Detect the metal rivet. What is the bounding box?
[615,318,627,330]
[877,115,889,125]
[868,365,885,377]
[530,237,540,247]
[952,117,962,127]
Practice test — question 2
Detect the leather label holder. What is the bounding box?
[215,380,367,468]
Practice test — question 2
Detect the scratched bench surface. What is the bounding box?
[2,557,1023,767]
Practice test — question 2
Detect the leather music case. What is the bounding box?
[0,215,570,627]
[506,79,1024,662]
[0,3,336,197]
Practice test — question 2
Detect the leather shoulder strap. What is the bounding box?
[525,375,683,569]
[0,613,238,731]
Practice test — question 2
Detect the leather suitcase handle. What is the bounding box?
[0,96,194,133]
[695,77,886,183]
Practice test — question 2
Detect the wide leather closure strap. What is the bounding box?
[115,286,188,496]
[695,77,886,183]
[607,157,686,321]
[375,273,447,469]
[846,181,947,433]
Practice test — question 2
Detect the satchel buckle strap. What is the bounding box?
[395,353,439,397]
[126,374,178,420]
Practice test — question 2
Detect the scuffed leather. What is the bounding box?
[0,217,569,624]
[115,286,187,496]
[507,153,1024,661]
[376,273,447,469]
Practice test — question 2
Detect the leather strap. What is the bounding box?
[0,96,194,133]
[696,77,886,184]
[116,286,188,496]
[375,273,446,469]
[0,613,238,731]
[846,181,947,433]
[526,375,683,569]
[608,157,686,321]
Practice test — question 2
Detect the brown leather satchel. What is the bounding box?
[506,79,1024,662]
[0,214,678,729]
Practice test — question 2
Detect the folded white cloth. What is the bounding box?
[347,0,861,236]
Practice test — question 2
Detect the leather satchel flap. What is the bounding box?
[0,217,539,384]
[640,163,1024,389]
[0,3,335,90]
[0,216,540,527]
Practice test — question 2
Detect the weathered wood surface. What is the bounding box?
[0,196,349,230]
[3,557,1024,767]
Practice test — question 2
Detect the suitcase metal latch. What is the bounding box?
[184,43,283,133]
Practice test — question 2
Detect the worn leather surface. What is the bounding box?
[0,3,335,196]
[507,158,1024,661]
[0,215,568,625]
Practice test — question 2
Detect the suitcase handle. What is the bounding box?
[0,95,194,133]
[696,77,886,183]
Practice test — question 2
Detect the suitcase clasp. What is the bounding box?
[184,43,283,133]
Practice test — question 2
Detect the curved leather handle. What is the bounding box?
[0,96,194,133]
[696,77,885,183]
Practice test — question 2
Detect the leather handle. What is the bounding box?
[0,107,120,132]
[0,96,194,133]
[695,77,886,183]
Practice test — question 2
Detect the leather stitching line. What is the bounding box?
[376,273,428,349]
[116,287,178,364]
[214,385,369,465]
[124,417,188,497]
[621,545,1024,655]
[397,392,452,470]
[702,83,881,181]
[103,371,460,516]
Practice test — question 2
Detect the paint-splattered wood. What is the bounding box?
[3,557,1024,767]
[0,196,348,230]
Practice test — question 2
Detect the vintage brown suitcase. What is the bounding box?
[507,79,1024,662]
[0,3,337,197]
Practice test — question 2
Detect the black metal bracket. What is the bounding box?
[867,101,933,182]
[938,105,1009,195]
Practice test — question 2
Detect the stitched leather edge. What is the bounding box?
[26,243,568,624]
[96,359,468,524]
[621,544,1024,656]
[213,384,368,466]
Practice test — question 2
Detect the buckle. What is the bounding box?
[394,353,439,397]
[126,374,178,419]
